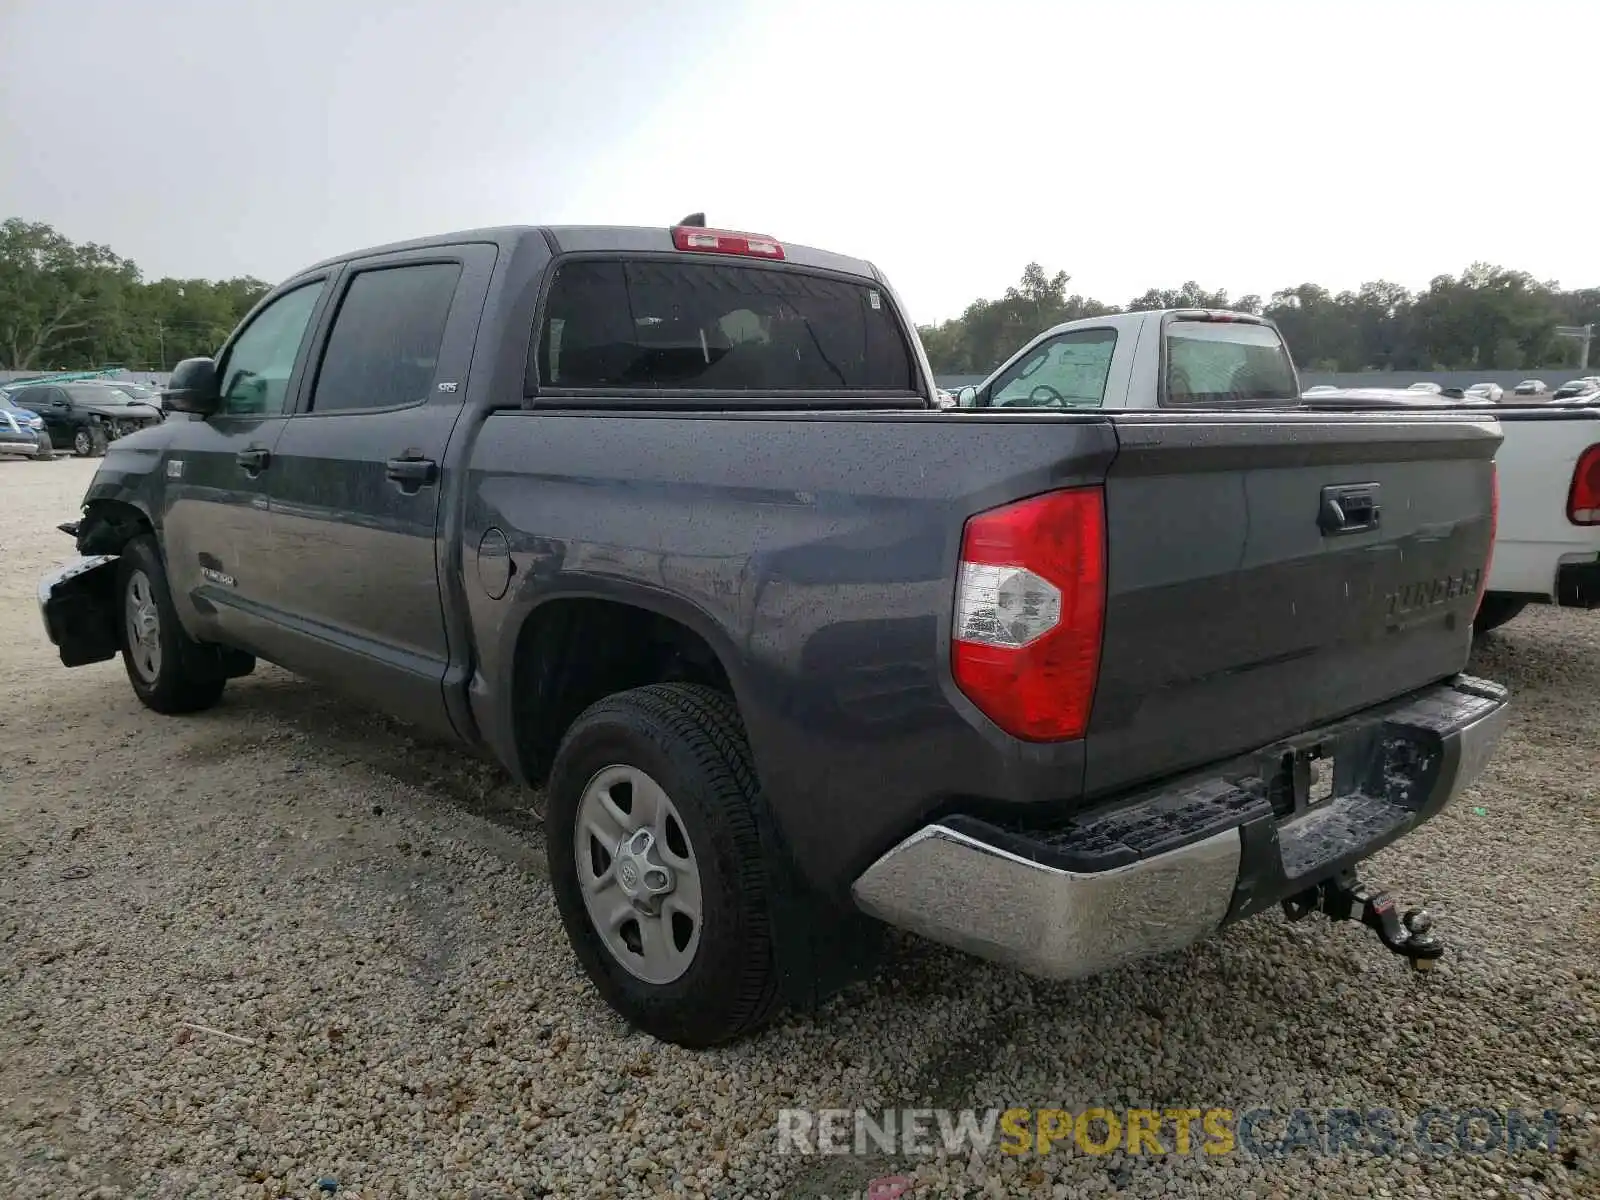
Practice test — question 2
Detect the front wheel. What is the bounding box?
[546,684,783,1047]
[115,536,226,714]
[72,428,94,457]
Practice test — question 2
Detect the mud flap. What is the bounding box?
[38,555,121,667]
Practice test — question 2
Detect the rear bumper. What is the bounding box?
[850,675,1509,980]
[0,430,49,454]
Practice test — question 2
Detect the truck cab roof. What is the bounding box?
[299,224,883,285]
[1007,307,1272,345]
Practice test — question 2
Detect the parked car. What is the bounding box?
[0,392,54,460]
[39,228,1508,1046]
[1408,381,1444,393]
[1514,379,1548,396]
[90,379,166,410]
[1552,379,1600,401]
[1465,382,1505,403]
[4,382,163,456]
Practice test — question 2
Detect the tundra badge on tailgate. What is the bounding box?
[1385,568,1483,618]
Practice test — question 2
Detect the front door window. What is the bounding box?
[217,283,325,416]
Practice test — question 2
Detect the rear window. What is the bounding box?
[534,259,916,393]
[1163,320,1298,406]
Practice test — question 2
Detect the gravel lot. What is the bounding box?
[1,455,1596,1199]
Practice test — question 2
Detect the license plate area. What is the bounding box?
[1266,741,1341,817]
[1305,749,1336,807]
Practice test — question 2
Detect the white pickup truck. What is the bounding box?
[954,309,1600,634]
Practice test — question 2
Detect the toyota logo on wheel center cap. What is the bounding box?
[618,860,639,889]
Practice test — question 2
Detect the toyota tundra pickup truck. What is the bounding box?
[39,224,1510,1046]
[956,309,1600,635]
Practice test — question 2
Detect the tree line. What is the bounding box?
[919,262,1600,377]
[0,218,269,372]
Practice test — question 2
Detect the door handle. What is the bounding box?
[236,447,271,476]
[386,456,438,491]
[1318,483,1381,536]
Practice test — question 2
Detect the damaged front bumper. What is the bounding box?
[38,555,121,666]
[850,675,1510,980]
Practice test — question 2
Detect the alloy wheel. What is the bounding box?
[124,570,162,683]
[575,765,702,984]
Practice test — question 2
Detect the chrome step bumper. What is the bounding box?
[851,676,1510,980]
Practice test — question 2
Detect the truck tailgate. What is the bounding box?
[1086,410,1500,796]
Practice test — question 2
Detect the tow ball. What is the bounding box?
[1282,870,1444,971]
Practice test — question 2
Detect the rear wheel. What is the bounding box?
[546,684,782,1047]
[116,536,226,713]
[1473,595,1528,636]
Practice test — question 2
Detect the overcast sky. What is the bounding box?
[2,0,1594,325]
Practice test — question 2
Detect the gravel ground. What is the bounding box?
[0,455,1596,1200]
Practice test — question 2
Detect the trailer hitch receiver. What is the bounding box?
[1283,870,1443,971]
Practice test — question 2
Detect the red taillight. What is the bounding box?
[670,226,785,260]
[1567,443,1600,524]
[951,488,1106,741]
[1475,465,1498,619]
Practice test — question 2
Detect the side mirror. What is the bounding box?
[956,386,979,408]
[162,357,221,415]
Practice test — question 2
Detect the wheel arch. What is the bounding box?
[505,589,750,789]
[76,496,156,557]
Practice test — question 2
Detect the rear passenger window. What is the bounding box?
[535,259,916,393]
[309,263,461,414]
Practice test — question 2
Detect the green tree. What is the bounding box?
[1411,265,1561,370]
[0,217,269,371]
[920,263,1115,374]
[0,218,138,369]
[1126,282,1232,311]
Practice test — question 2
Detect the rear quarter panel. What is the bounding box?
[461,409,1117,897]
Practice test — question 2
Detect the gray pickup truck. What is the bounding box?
[39,221,1510,1046]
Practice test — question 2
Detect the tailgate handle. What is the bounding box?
[1319,483,1381,536]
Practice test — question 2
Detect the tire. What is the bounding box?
[72,427,94,457]
[546,683,782,1047]
[115,536,227,714]
[1473,595,1528,636]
